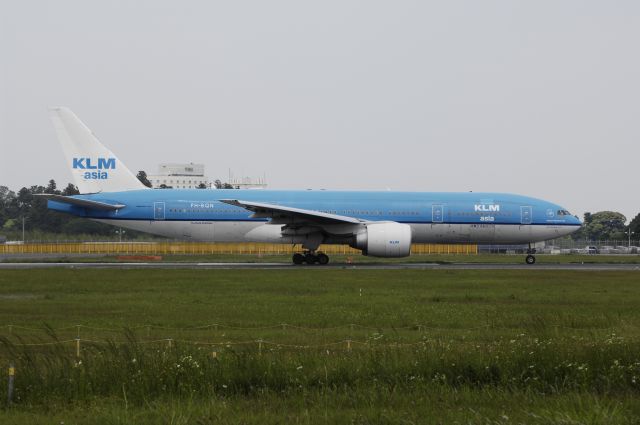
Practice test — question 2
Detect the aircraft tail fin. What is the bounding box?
[49,107,147,194]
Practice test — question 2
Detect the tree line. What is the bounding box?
[1,177,639,242]
[0,179,119,238]
[572,211,639,242]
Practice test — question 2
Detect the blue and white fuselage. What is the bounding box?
[48,189,580,245]
[43,107,582,263]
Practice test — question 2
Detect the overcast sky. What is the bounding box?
[1,1,638,221]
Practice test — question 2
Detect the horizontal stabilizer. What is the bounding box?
[35,194,125,211]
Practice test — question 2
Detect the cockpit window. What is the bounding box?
[557,210,571,216]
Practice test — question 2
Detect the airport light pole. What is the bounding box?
[22,216,25,243]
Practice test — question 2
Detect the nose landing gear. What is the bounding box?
[525,245,536,265]
[292,251,329,265]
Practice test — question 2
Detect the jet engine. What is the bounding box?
[352,222,412,257]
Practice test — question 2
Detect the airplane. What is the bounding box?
[39,107,582,265]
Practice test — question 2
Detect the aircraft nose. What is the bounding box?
[558,216,582,237]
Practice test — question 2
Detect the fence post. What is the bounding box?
[258,339,263,355]
[75,339,81,358]
[7,362,15,405]
[346,339,352,351]
[167,339,173,349]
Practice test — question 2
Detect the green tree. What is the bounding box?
[629,213,640,243]
[45,179,60,194]
[26,182,66,234]
[578,211,626,241]
[60,218,115,236]
[0,186,17,228]
[2,218,17,231]
[1,180,156,239]
[62,184,79,196]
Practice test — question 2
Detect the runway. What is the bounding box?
[1,262,639,271]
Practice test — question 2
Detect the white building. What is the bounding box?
[227,172,268,190]
[148,163,209,189]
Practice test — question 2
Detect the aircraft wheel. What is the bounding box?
[304,253,318,265]
[317,253,329,265]
[525,255,536,265]
[293,253,304,265]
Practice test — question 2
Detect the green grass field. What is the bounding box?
[1,268,640,424]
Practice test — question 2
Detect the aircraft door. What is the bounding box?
[432,204,443,223]
[520,206,532,224]
[154,202,165,220]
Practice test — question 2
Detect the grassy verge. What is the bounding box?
[1,269,639,423]
[3,390,639,424]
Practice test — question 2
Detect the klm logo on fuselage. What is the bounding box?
[474,204,500,212]
[72,157,116,180]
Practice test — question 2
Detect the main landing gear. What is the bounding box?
[292,251,330,265]
[525,245,536,265]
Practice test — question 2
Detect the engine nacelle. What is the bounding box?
[352,222,412,257]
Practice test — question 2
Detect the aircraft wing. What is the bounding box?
[35,194,125,211]
[219,199,363,225]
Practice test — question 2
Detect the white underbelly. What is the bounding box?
[97,219,575,245]
[97,219,262,242]
[409,223,574,244]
